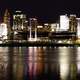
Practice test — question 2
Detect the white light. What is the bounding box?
[30,18,37,21]
[21,14,24,18]
[0,23,8,40]
[14,31,18,35]
[77,18,80,38]
[44,23,48,26]
[77,47,80,72]
[60,15,69,31]
[28,38,37,42]
[56,24,60,31]
[59,47,69,80]
[58,40,62,43]
[37,26,43,28]
[16,11,22,13]
[25,21,28,23]
[51,23,56,31]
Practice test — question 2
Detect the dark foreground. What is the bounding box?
[0,47,80,80]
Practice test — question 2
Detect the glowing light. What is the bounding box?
[51,23,56,32]
[0,23,7,40]
[16,11,22,13]
[77,18,80,38]
[58,40,62,43]
[59,47,69,80]
[44,23,48,26]
[37,26,43,28]
[77,47,80,72]
[60,15,69,31]
[28,38,37,42]
[28,27,37,41]
[28,18,37,41]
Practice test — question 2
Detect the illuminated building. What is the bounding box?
[56,23,60,31]
[44,23,51,31]
[0,23,8,40]
[50,23,59,32]
[37,25,43,28]
[60,15,69,31]
[29,18,38,41]
[3,9,11,39]
[29,18,38,30]
[76,18,80,38]
[69,15,77,32]
[13,11,27,30]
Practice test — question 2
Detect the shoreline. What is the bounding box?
[0,41,80,47]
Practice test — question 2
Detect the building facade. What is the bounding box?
[13,11,27,31]
[69,15,77,32]
[3,9,11,39]
[60,15,69,31]
[76,18,80,38]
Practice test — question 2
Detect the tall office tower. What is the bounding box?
[29,18,38,30]
[0,23,7,40]
[60,14,69,31]
[3,9,11,39]
[69,15,77,32]
[76,18,80,38]
[13,11,27,31]
[29,18,38,39]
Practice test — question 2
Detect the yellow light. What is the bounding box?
[37,26,43,28]
[59,47,70,80]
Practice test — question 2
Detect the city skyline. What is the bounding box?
[0,0,80,22]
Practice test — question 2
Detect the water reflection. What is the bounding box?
[59,47,70,80]
[77,47,80,79]
[0,47,80,80]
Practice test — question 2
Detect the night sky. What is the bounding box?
[0,0,80,22]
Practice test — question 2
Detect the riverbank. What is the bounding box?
[0,41,80,47]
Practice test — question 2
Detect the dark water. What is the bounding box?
[0,47,80,80]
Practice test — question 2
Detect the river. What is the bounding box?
[0,47,80,80]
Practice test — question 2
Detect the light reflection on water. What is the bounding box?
[0,47,80,80]
[59,47,70,80]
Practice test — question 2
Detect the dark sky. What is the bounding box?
[0,0,80,22]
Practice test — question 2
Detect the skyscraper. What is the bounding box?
[13,11,27,31]
[76,18,80,38]
[69,15,77,32]
[3,9,11,39]
[29,18,38,40]
[60,14,69,31]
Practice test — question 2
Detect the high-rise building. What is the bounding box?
[69,15,77,32]
[60,14,69,31]
[0,23,7,40]
[3,9,11,39]
[13,11,27,31]
[29,18,38,40]
[76,18,80,38]
[29,18,38,31]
